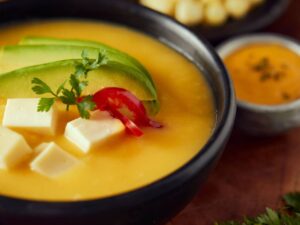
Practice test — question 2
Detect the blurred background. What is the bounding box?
[135,0,291,44]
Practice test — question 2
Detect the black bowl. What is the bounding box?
[190,0,290,44]
[0,1,236,225]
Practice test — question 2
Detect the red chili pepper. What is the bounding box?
[109,107,144,137]
[93,87,162,136]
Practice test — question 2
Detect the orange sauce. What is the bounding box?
[224,43,300,105]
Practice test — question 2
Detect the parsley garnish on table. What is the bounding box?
[32,50,108,119]
[215,193,300,225]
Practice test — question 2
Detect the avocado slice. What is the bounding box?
[19,36,149,75]
[0,45,148,77]
[0,59,159,114]
[1,37,160,113]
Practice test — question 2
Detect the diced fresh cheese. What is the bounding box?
[2,98,58,135]
[140,0,178,16]
[175,0,204,25]
[64,111,125,153]
[205,0,228,26]
[34,142,50,154]
[224,0,251,19]
[0,127,32,169]
[30,142,79,178]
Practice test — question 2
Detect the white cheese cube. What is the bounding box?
[0,127,32,169]
[34,142,50,154]
[205,1,228,26]
[64,111,125,153]
[2,98,58,135]
[30,142,79,178]
[224,0,251,19]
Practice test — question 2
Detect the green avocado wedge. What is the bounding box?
[0,45,148,77]
[19,36,149,75]
[0,59,159,114]
[0,37,160,114]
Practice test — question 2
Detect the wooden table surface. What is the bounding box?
[170,0,300,224]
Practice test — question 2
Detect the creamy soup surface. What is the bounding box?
[0,20,215,201]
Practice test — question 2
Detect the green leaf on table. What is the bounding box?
[284,193,300,213]
[215,194,300,225]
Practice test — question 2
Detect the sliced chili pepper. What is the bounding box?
[109,106,144,137]
[93,87,162,136]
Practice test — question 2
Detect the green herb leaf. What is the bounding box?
[69,74,89,98]
[56,80,67,95]
[79,80,88,93]
[37,98,55,112]
[32,49,107,118]
[69,74,81,97]
[81,49,89,58]
[60,88,76,105]
[32,78,56,96]
[74,64,87,78]
[90,51,108,69]
[77,96,96,119]
[284,193,300,213]
[256,208,280,225]
[216,193,300,225]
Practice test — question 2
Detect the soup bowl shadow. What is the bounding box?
[0,0,236,225]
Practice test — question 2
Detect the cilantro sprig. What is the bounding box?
[215,193,300,225]
[32,50,108,119]
[284,193,300,216]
